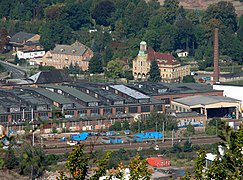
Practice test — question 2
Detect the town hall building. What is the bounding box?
[133,41,190,83]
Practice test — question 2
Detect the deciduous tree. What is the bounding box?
[0,28,9,52]
[106,59,124,79]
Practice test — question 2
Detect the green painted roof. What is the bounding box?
[140,41,147,45]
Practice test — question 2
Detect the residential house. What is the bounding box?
[175,49,189,57]
[17,50,45,61]
[9,31,42,51]
[133,41,190,83]
[41,41,93,71]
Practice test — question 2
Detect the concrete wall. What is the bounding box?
[213,85,243,105]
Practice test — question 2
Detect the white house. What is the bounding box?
[175,49,189,57]
[17,50,45,60]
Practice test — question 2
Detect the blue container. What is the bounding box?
[124,130,130,135]
[144,132,163,139]
[71,132,89,141]
[109,137,123,144]
[106,131,115,136]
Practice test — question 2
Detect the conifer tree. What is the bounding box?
[148,60,161,82]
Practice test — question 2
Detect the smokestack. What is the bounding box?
[213,28,219,83]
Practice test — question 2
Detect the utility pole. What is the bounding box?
[32,132,35,146]
[162,121,165,143]
[172,129,174,147]
[41,136,43,148]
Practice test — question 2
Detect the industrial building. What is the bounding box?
[128,82,223,112]
[171,95,241,119]
[0,82,163,133]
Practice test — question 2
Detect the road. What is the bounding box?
[43,137,221,154]
[0,60,27,79]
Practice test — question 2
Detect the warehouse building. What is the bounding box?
[171,95,241,119]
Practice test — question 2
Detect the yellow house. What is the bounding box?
[133,41,190,83]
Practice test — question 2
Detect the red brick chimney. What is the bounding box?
[213,28,219,83]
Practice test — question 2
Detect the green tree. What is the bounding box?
[109,121,122,131]
[129,154,152,180]
[92,0,115,26]
[62,144,112,180]
[66,145,89,179]
[61,3,91,30]
[106,59,124,79]
[193,149,206,180]
[103,46,113,66]
[18,144,47,179]
[122,120,130,130]
[186,123,195,135]
[113,20,128,40]
[88,53,104,74]
[163,0,180,24]
[181,123,243,179]
[5,149,19,169]
[203,1,237,33]
[39,21,73,50]
[148,60,161,82]
[0,28,9,53]
[44,3,64,20]
[183,140,192,152]
[182,75,195,83]
[206,124,243,179]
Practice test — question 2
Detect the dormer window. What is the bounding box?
[61,49,64,52]
[72,50,76,53]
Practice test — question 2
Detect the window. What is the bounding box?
[12,114,21,121]
[160,98,170,104]
[79,110,87,117]
[90,109,99,116]
[128,106,138,113]
[141,105,150,112]
[154,105,162,111]
[66,110,74,115]
[116,107,125,114]
[0,115,8,123]
[104,108,112,115]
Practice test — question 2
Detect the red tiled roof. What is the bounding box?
[147,47,178,65]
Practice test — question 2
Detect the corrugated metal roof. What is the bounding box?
[173,95,240,106]
[41,85,99,103]
[109,85,150,100]
[20,87,74,104]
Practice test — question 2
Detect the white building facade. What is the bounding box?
[17,50,45,60]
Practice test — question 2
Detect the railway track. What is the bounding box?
[44,137,221,155]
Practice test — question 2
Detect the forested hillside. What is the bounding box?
[157,0,243,15]
[1,0,243,70]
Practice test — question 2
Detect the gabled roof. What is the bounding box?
[28,70,71,84]
[147,47,179,65]
[51,41,91,56]
[10,32,37,44]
